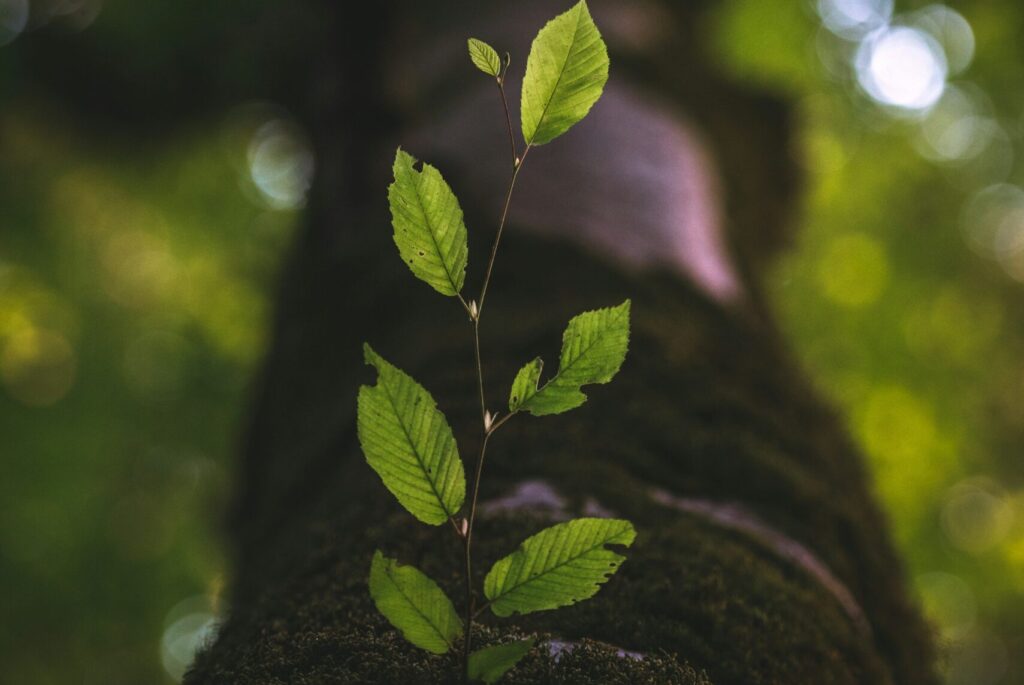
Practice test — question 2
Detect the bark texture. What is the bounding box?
[178,1,939,683]
[186,224,938,683]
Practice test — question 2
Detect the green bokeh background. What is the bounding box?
[1,1,1021,683]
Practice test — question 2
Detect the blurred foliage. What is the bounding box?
[0,96,299,682]
[713,0,1024,682]
[0,1,1022,684]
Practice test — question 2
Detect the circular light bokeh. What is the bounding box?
[855,25,948,112]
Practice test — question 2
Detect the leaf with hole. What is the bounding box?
[521,1,609,146]
[483,518,636,617]
[508,357,543,412]
[388,148,469,296]
[468,38,502,77]
[512,300,630,416]
[357,344,466,525]
[468,638,536,683]
[368,551,462,654]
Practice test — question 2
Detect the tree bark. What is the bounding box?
[179,2,939,683]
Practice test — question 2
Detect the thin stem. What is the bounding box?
[488,411,516,435]
[473,320,486,426]
[462,533,473,683]
[466,432,492,548]
[478,145,530,316]
[472,600,492,621]
[460,319,486,684]
[462,429,492,681]
[497,75,517,167]
[456,292,472,317]
[460,68,530,683]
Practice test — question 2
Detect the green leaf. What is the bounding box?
[520,1,609,146]
[368,551,462,654]
[468,38,502,77]
[468,638,536,684]
[514,300,630,416]
[388,148,469,296]
[508,357,543,412]
[357,344,466,525]
[484,518,636,617]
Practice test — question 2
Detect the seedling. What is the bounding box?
[357,4,633,681]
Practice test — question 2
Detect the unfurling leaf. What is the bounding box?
[483,518,636,617]
[508,357,543,412]
[521,1,609,146]
[468,638,536,683]
[388,148,469,296]
[357,344,466,525]
[468,38,502,77]
[368,551,462,654]
[514,300,630,416]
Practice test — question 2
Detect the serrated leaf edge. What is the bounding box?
[468,38,502,77]
[369,551,462,654]
[485,518,636,616]
[360,343,464,523]
[517,300,630,412]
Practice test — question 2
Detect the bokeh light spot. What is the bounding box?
[100,229,177,309]
[857,385,948,525]
[1,328,77,406]
[817,232,889,307]
[247,120,314,211]
[160,596,219,683]
[817,0,892,40]
[1006,534,1024,591]
[856,26,947,111]
[916,86,998,164]
[961,184,1024,281]
[860,385,936,463]
[941,478,1014,554]
[911,5,974,75]
[916,571,976,639]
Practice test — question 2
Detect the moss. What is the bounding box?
[190,227,937,684]
[189,497,896,684]
[190,624,706,684]
[192,3,938,671]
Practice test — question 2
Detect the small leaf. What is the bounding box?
[515,300,630,416]
[468,38,502,77]
[357,344,466,525]
[521,1,609,146]
[484,518,636,617]
[368,551,462,654]
[508,357,543,412]
[388,148,469,296]
[468,638,536,684]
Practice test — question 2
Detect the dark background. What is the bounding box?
[1,1,1022,683]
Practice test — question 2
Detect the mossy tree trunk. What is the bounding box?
[57,1,932,683]
[186,224,939,683]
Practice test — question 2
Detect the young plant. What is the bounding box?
[357,3,633,682]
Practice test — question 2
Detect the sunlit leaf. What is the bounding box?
[468,38,502,77]
[368,551,462,654]
[508,357,543,412]
[484,518,635,617]
[520,1,609,146]
[468,638,536,683]
[514,300,630,415]
[357,344,466,525]
[388,148,469,296]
